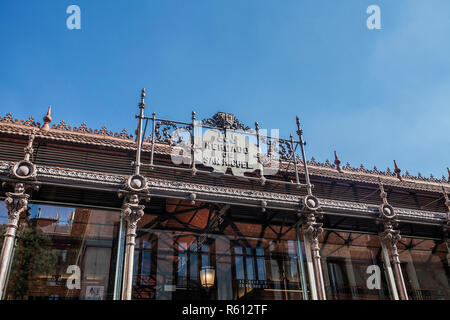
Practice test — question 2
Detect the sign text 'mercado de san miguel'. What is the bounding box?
[194,129,262,177]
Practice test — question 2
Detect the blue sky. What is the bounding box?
[0,0,449,179]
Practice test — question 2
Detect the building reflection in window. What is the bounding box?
[4,204,120,300]
[397,237,450,300]
[131,200,308,300]
[319,231,392,300]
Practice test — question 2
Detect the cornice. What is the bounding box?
[0,161,444,225]
[0,113,448,194]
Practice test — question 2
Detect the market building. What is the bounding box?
[0,89,449,300]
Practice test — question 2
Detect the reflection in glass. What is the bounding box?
[319,231,391,300]
[398,238,450,300]
[4,204,120,300]
[131,201,307,300]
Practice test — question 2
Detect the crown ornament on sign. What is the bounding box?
[201,112,250,131]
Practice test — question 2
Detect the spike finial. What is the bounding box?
[334,150,342,173]
[24,130,35,161]
[295,115,302,136]
[41,106,52,131]
[139,88,146,109]
[393,160,402,181]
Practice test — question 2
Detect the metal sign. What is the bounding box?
[132,89,314,193]
[196,129,261,176]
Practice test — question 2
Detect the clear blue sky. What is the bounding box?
[0,0,449,179]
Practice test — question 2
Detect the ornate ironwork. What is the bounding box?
[279,140,294,160]
[201,112,250,131]
[1,109,449,185]
[151,120,192,145]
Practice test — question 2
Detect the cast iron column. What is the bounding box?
[120,193,145,300]
[0,132,38,299]
[0,183,29,298]
[119,89,151,299]
[377,180,409,300]
[302,210,326,300]
[294,115,326,299]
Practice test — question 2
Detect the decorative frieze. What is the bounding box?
[0,160,447,225]
[1,111,449,190]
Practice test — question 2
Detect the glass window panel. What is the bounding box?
[257,257,266,281]
[319,231,391,300]
[245,256,255,280]
[235,256,245,280]
[202,253,210,267]
[398,238,450,300]
[268,259,281,281]
[4,204,120,300]
[132,203,307,300]
[190,253,198,280]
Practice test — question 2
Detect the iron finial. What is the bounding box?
[139,88,146,109]
[24,130,35,161]
[334,150,342,173]
[295,115,302,136]
[41,106,52,131]
[393,160,402,181]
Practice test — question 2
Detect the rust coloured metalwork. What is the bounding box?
[377,179,409,300]
[393,160,402,181]
[41,106,52,131]
[334,150,342,173]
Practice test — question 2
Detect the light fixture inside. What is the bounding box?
[200,266,215,289]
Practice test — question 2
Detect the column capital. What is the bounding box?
[301,211,324,242]
[121,193,145,228]
[379,220,401,245]
[4,183,30,219]
[118,173,150,229]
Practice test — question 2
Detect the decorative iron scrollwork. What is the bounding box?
[201,112,250,131]
[153,121,192,145]
[279,140,294,160]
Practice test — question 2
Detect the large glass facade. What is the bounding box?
[398,237,450,300]
[131,200,308,300]
[3,204,120,300]
[319,231,392,300]
[1,197,450,301]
